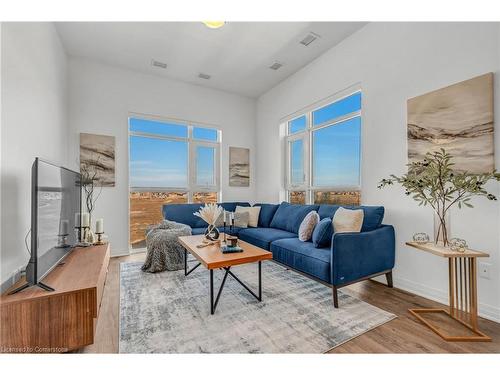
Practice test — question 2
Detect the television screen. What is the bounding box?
[33,159,81,282]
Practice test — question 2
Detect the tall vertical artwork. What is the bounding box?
[229,147,250,187]
[407,73,494,173]
[80,133,116,187]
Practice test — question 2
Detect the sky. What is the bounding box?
[290,92,361,188]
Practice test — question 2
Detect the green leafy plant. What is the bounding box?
[378,149,500,246]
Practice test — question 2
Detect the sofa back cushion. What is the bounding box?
[163,202,250,228]
[253,203,280,228]
[317,204,384,232]
[270,202,320,234]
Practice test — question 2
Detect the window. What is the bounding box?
[285,90,362,205]
[129,117,220,249]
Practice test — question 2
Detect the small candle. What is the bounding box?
[96,218,104,233]
[59,219,69,235]
[81,213,90,227]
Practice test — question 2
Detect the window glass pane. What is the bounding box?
[312,116,361,187]
[288,115,306,134]
[314,191,361,205]
[193,127,218,141]
[129,191,188,249]
[196,146,216,186]
[312,92,361,126]
[129,117,188,138]
[289,191,306,204]
[193,192,218,204]
[290,139,304,185]
[129,135,188,188]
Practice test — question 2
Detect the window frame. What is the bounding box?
[128,114,221,202]
[283,89,362,204]
[128,114,222,251]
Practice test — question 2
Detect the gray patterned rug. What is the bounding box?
[119,261,396,353]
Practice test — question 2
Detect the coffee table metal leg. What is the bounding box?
[184,249,201,276]
[209,262,264,315]
[258,261,262,301]
[210,269,214,315]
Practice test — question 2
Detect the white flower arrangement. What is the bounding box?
[193,203,223,225]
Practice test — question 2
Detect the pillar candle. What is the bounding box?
[75,213,81,227]
[59,219,69,235]
[82,213,90,227]
[96,218,104,233]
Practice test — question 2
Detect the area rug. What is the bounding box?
[119,261,396,353]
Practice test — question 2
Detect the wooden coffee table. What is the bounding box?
[178,234,272,314]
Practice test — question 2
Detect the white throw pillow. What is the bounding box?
[332,207,364,233]
[298,211,320,242]
[235,206,261,227]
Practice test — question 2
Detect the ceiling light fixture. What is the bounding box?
[202,21,226,29]
[269,62,283,71]
[300,32,320,46]
[151,59,167,69]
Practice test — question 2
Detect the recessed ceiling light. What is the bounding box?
[300,32,320,46]
[198,73,211,80]
[202,21,226,29]
[151,59,167,69]
[269,62,283,71]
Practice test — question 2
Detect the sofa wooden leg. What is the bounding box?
[332,286,339,308]
[385,271,393,288]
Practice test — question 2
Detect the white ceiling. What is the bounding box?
[55,22,366,98]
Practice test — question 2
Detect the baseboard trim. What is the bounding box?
[394,276,500,323]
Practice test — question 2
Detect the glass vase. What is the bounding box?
[434,210,451,247]
[204,224,220,241]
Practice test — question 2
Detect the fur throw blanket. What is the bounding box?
[141,220,192,273]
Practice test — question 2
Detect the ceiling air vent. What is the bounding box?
[151,59,167,69]
[300,32,320,46]
[198,73,211,80]
[269,62,283,71]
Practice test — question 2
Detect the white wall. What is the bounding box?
[256,22,500,321]
[1,23,68,286]
[67,58,256,256]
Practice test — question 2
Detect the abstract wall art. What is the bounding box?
[80,133,116,187]
[229,147,250,187]
[407,73,494,173]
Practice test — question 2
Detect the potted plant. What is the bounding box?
[80,156,103,243]
[378,149,499,247]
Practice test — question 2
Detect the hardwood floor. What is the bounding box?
[81,253,500,353]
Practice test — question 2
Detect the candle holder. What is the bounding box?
[56,233,70,248]
[74,226,82,242]
[76,226,92,247]
[95,232,106,245]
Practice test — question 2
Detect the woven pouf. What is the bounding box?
[141,222,192,273]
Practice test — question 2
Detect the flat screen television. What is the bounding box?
[9,158,81,294]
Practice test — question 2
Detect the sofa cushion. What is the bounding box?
[253,203,280,228]
[163,202,250,228]
[333,207,363,233]
[312,218,334,248]
[317,205,385,232]
[270,202,320,234]
[270,238,331,283]
[298,211,320,242]
[235,206,261,227]
[238,227,297,250]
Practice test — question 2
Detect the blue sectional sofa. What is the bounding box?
[163,201,395,307]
